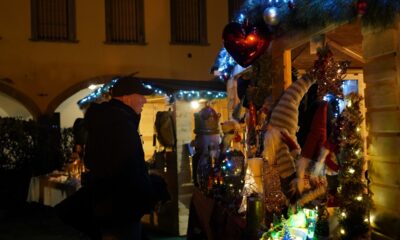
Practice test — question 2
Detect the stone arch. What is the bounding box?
[0,81,41,119]
[45,74,116,115]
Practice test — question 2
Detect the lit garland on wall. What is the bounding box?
[77,79,117,107]
[174,90,226,101]
[214,0,400,80]
[336,93,372,239]
[77,79,226,107]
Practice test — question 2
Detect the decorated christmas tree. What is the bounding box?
[336,93,372,239]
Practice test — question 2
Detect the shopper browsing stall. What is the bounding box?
[84,76,156,239]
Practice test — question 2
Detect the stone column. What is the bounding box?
[174,100,195,236]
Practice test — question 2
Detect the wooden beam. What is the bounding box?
[283,50,292,89]
[272,23,340,54]
[326,38,367,63]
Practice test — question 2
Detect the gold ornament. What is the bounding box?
[263,160,287,213]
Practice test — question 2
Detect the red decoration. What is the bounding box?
[356,0,368,16]
[233,133,242,143]
[223,22,271,67]
[248,101,257,128]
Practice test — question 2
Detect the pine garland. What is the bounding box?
[235,0,400,33]
[336,93,372,240]
[216,0,400,79]
[242,52,278,109]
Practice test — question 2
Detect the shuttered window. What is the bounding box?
[105,0,145,44]
[228,0,245,21]
[31,0,76,42]
[170,0,207,45]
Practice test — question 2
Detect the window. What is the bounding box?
[31,0,76,42]
[105,0,145,44]
[170,0,207,45]
[228,0,245,21]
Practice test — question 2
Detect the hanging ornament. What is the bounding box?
[311,46,348,99]
[223,22,271,67]
[356,0,368,16]
[263,6,280,26]
[248,101,257,127]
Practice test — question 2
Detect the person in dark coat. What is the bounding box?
[84,76,156,239]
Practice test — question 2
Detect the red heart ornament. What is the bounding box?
[223,22,271,67]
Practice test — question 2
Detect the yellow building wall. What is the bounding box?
[0,0,228,114]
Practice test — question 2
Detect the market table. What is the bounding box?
[27,171,81,207]
[187,188,246,240]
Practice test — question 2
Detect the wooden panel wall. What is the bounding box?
[362,20,400,239]
[140,100,170,160]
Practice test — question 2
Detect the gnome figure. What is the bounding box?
[295,101,332,206]
[297,101,328,193]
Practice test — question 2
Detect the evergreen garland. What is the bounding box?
[361,0,400,28]
[336,93,372,239]
[235,0,400,36]
[216,0,400,79]
[242,52,278,109]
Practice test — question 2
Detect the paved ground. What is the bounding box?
[0,203,185,240]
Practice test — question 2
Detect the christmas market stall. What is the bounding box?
[187,0,400,240]
[78,76,229,236]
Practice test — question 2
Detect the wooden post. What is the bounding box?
[283,49,292,89]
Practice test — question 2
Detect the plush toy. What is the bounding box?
[220,119,242,153]
[294,101,334,207]
[296,101,328,194]
[265,75,315,179]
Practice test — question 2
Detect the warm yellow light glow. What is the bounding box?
[356,195,363,201]
[370,214,375,225]
[356,127,360,132]
[341,212,347,218]
[191,101,200,109]
[355,149,361,155]
[347,100,352,107]
[88,84,98,90]
[340,229,346,235]
[348,168,355,174]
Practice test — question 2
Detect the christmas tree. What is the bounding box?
[336,93,372,239]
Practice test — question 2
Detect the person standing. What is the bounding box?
[84,76,156,239]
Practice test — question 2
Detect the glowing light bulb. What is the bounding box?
[88,84,98,90]
[341,212,347,218]
[356,195,363,201]
[348,168,355,174]
[191,101,199,109]
[340,229,346,235]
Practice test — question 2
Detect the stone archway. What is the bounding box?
[0,81,41,119]
[45,74,116,115]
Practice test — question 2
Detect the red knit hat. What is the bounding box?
[301,101,328,160]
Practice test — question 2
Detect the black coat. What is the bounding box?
[84,99,155,221]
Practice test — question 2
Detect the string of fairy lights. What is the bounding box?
[77,78,227,108]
